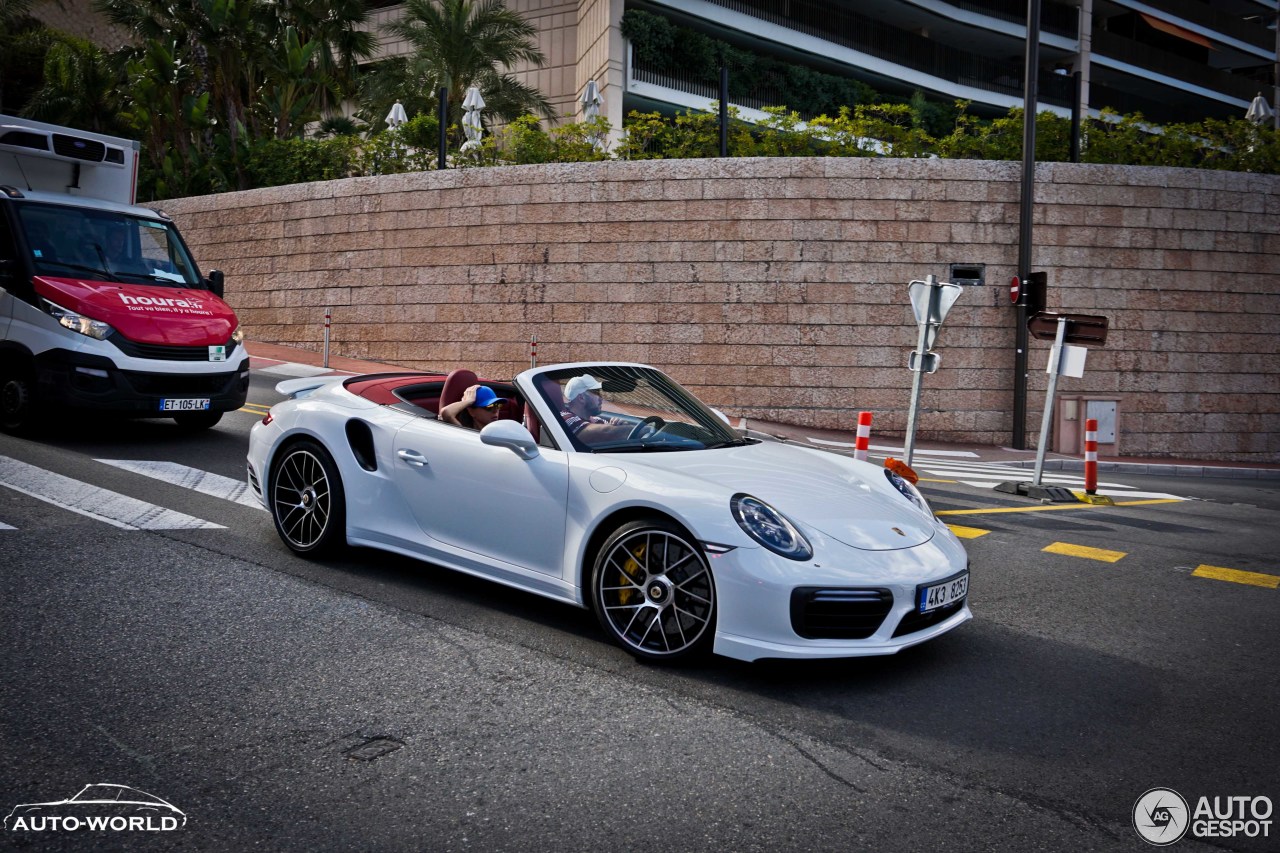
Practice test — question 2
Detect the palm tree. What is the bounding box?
[384,0,554,145]
[22,36,123,134]
[273,0,377,118]
[0,0,49,115]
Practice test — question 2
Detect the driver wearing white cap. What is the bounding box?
[559,374,630,443]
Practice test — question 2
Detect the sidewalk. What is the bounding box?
[246,341,1280,479]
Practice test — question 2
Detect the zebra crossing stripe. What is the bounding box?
[97,459,266,512]
[0,456,223,530]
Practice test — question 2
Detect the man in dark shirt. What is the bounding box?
[558,374,630,443]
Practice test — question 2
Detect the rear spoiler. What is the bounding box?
[275,375,344,399]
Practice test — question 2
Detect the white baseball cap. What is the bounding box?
[564,373,603,402]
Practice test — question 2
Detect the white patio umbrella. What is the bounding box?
[580,80,605,150]
[580,79,601,121]
[1246,92,1275,126]
[385,100,408,129]
[461,86,485,151]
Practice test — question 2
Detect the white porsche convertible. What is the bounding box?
[247,362,970,662]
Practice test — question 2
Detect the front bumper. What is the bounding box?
[710,526,972,662]
[34,348,250,416]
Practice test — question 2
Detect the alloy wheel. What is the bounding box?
[595,525,715,659]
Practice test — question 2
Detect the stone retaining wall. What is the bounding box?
[163,158,1280,462]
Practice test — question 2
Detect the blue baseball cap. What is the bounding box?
[471,386,506,409]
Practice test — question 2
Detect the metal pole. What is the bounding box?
[1013,0,1042,450]
[1032,316,1067,486]
[719,64,729,157]
[437,86,448,170]
[903,275,939,467]
[323,306,331,369]
[1070,70,1082,163]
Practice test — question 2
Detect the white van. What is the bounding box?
[0,116,248,431]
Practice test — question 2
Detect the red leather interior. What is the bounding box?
[440,368,479,410]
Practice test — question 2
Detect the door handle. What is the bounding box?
[397,449,428,467]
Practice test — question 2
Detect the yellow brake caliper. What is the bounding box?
[617,543,646,605]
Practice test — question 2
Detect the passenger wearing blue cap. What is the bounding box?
[441,384,506,430]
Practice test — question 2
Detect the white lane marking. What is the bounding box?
[0,521,15,530]
[0,456,224,530]
[258,362,335,377]
[807,438,978,457]
[96,459,266,512]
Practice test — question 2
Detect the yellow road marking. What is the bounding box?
[239,403,272,414]
[919,477,957,484]
[1192,565,1280,589]
[946,524,990,539]
[936,498,1181,517]
[1042,542,1127,563]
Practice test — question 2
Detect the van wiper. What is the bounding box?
[40,259,120,282]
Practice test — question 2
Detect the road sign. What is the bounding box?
[908,350,940,374]
[909,279,963,326]
[1028,311,1109,346]
[1009,276,1021,304]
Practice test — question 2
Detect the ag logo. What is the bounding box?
[1134,787,1190,846]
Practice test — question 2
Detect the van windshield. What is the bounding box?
[16,202,200,287]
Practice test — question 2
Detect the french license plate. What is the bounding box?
[159,398,211,412]
[918,571,968,613]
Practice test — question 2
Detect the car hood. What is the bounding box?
[610,441,937,551]
[34,276,236,346]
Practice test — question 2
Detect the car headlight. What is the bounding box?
[231,325,245,344]
[885,468,931,515]
[730,493,812,561]
[43,298,114,340]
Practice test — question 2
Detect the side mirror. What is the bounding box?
[710,407,731,425]
[206,269,225,298]
[480,419,540,460]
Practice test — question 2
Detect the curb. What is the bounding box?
[1001,458,1280,480]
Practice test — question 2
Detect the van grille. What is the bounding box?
[120,370,239,396]
[110,334,239,361]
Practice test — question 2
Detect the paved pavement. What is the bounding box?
[246,341,1279,479]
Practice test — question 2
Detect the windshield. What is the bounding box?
[536,365,748,453]
[16,202,200,287]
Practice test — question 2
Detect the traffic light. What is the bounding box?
[1023,271,1047,315]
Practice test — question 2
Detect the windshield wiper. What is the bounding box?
[704,437,753,449]
[590,442,690,453]
[39,259,120,282]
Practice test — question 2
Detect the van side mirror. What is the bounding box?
[206,269,224,298]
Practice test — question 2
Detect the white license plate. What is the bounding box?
[918,571,968,613]
[159,398,211,412]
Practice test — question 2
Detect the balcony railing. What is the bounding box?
[686,0,1074,107]
[1092,29,1275,105]
[1121,0,1274,53]
[700,0,1077,42]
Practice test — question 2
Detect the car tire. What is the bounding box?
[0,362,40,435]
[173,410,224,430]
[269,439,347,557]
[590,518,716,662]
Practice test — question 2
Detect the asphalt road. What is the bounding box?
[1,371,1277,852]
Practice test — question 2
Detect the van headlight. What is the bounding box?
[231,325,245,344]
[43,298,114,340]
[730,493,812,561]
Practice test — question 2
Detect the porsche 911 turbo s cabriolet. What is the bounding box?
[247,363,970,662]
